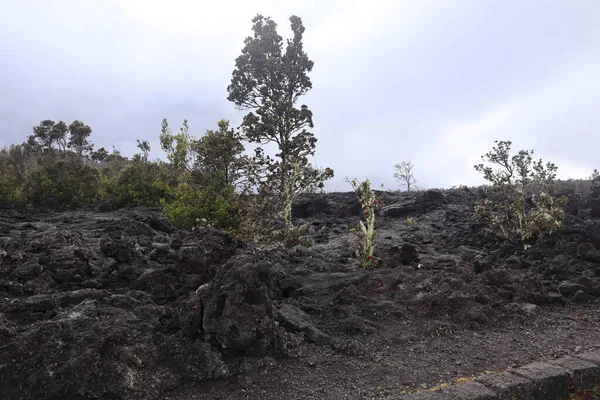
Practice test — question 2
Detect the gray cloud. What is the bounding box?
[1,0,599,190]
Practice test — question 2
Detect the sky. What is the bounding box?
[1,0,599,191]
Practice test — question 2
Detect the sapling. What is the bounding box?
[347,177,382,269]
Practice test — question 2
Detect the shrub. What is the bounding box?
[22,154,101,208]
[0,164,19,204]
[233,190,313,249]
[103,160,173,207]
[162,174,241,231]
[347,178,381,269]
[474,140,566,247]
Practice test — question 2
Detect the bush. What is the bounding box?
[474,140,566,247]
[234,191,313,248]
[162,174,241,231]
[0,164,19,204]
[22,155,101,208]
[103,161,173,207]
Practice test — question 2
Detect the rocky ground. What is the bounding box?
[1,181,600,400]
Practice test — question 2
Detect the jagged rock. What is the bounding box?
[381,190,445,218]
[577,243,600,262]
[401,243,420,265]
[200,254,283,354]
[292,195,331,218]
[571,290,595,303]
[558,281,588,296]
[0,185,599,399]
[579,181,600,219]
[279,277,303,298]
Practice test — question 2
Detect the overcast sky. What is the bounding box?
[1,0,599,191]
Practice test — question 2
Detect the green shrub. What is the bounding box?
[103,161,173,207]
[22,155,101,208]
[162,175,241,231]
[474,140,566,247]
[0,164,19,204]
[234,191,313,248]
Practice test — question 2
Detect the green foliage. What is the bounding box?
[227,14,333,233]
[3,143,35,182]
[28,120,67,151]
[67,120,93,156]
[474,140,565,247]
[0,163,19,204]
[28,119,93,155]
[135,139,151,163]
[159,118,196,173]
[103,160,173,208]
[347,178,381,269]
[90,147,109,162]
[194,119,248,191]
[162,173,241,231]
[22,154,101,208]
[234,191,312,248]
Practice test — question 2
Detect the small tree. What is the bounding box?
[394,161,417,192]
[159,118,197,174]
[474,140,565,247]
[136,139,151,163]
[158,119,247,232]
[194,119,248,191]
[347,178,382,269]
[91,147,109,162]
[28,120,61,152]
[227,14,333,238]
[590,168,599,180]
[68,120,93,157]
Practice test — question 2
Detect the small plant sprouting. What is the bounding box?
[347,177,381,269]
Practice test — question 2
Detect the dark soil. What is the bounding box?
[1,182,600,400]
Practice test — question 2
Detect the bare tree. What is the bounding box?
[394,161,417,192]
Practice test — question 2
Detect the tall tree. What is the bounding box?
[227,14,333,232]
